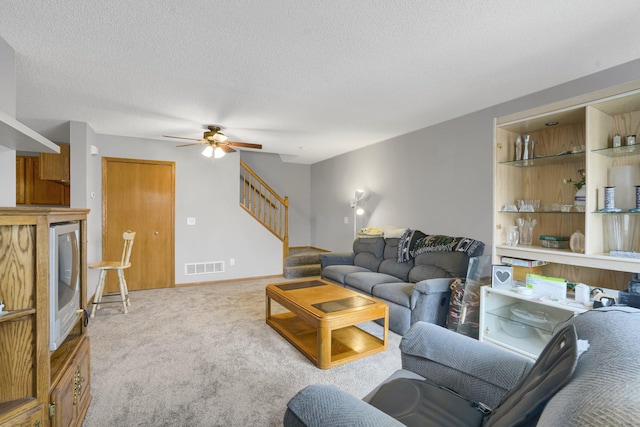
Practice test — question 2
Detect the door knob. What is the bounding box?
[154,231,159,235]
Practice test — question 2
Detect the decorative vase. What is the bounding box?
[570,230,585,253]
[574,186,586,208]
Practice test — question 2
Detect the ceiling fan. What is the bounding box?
[163,125,262,158]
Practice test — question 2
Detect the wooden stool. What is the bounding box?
[89,230,136,317]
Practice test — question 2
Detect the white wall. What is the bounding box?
[240,151,311,247]
[310,59,640,252]
[89,135,283,291]
[0,36,16,206]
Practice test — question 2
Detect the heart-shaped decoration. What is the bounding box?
[496,270,511,283]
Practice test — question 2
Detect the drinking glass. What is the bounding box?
[506,226,519,246]
[516,218,537,246]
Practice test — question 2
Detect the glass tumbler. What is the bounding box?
[517,218,537,246]
[506,226,519,246]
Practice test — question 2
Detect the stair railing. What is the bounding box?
[239,160,289,260]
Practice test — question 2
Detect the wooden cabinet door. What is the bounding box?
[40,143,70,181]
[50,362,76,427]
[16,157,26,204]
[74,338,91,422]
[18,156,69,206]
[50,338,90,427]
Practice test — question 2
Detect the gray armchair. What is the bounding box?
[284,307,640,426]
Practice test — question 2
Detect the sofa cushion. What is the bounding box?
[383,238,401,258]
[378,259,414,282]
[353,237,385,271]
[322,265,370,285]
[409,252,470,282]
[372,282,414,309]
[345,272,399,294]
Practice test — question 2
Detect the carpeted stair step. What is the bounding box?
[283,249,324,279]
[285,252,322,267]
[284,264,322,279]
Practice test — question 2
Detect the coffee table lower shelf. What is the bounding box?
[267,312,385,369]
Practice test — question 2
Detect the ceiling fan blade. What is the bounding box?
[175,142,203,147]
[228,141,262,149]
[221,145,236,153]
[163,135,202,142]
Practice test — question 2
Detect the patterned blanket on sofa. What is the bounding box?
[398,229,484,263]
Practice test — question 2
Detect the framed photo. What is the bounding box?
[492,265,513,290]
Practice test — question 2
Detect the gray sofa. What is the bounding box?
[321,234,484,335]
[284,307,640,426]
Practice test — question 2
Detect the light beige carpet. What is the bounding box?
[82,277,402,426]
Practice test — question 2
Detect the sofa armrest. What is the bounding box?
[284,384,403,427]
[410,278,453,326]
[413,277,452,294]
[319,252,354,268]
[400,321,533,407]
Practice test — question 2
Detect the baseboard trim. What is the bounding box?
[175,274,285,288]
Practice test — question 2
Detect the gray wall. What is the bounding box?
[240,151,311,248]
[69,121,102,300]
[310,59,640,252]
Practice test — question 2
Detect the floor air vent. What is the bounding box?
[185,261,224,275]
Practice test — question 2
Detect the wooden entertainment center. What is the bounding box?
[0,208,90,427]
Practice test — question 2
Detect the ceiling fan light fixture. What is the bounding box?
[213,132,229,143]
[214,146,226,158]
[202,145,214,158]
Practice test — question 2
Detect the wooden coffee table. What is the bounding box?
[266,278,388,369]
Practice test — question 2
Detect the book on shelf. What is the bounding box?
[500,257,549,268]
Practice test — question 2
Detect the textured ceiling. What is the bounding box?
[1,1,640,164]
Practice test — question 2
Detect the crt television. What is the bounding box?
[50,221,81,351]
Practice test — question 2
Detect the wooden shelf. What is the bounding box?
[268,312,385,366]
[0,308,35,324]
[494,80,640,288]
[495,244,640,274]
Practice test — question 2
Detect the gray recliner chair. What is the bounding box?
[284,307,640,426]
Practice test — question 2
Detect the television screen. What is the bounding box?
[57,229,78,311]
[50,222,81,351]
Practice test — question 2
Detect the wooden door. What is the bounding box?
[102,157,175,292]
